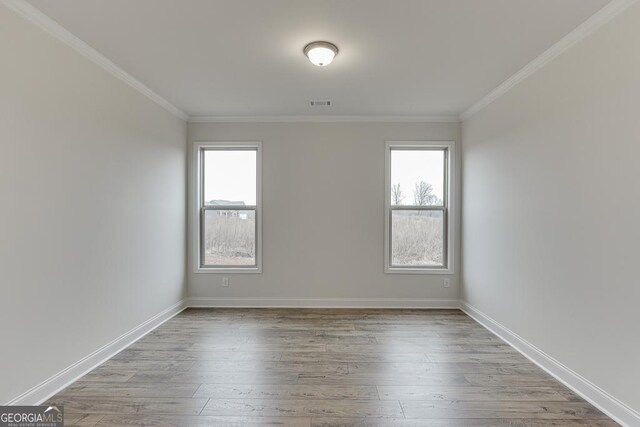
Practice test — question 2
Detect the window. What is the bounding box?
[194,142,261,272]
[385,141,454,274]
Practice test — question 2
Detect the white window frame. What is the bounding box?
[384,141,455,275]
[192,141,262,274]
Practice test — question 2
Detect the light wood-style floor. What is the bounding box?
[48,308,617,426]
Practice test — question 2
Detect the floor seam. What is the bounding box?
[198,398,210,415]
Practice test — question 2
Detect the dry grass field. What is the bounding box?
[391,212,443,266]
[203,212,255,265]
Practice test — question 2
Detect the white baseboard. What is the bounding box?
[6,299,188,406]
[188,297,460,309]
[460,301,640,427]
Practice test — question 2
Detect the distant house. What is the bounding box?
[207,200,248,219]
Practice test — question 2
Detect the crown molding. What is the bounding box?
[1,0,188,121]
[188,115,460,123]
[460,0,639,121]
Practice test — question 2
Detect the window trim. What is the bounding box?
[384,141,455,275]
[192,141,262,274]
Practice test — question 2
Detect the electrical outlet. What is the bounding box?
[222,277,229,287]
[443,278,451,288]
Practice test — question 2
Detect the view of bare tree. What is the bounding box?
[413,181,441,205]
[391,183,404,205]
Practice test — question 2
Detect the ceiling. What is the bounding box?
[27,0,610,118]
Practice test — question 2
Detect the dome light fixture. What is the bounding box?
[304,41,338,67]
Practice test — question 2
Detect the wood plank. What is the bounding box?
[95,415,311,427]
[193,384,378,400]
[399,400,608,420]
[113,350,283,362]
[377,385,568,401]
[201,399,404,418]
[464,373,561,388]
[327,343,516,354]
[78,368,136,383]
[55,397,209,415]
[374,337,505,345]
[97,360,195,372]
[188,343,327,352]
[310,418,619,427]
[246,336,379,345]
[126,341,194,351]
[297,373,470,386]
[281,352,429,363]
[57,382,201,398]
[189,361,348,374]
[128,371,299,385]
[426,352,530,364]
[348,362,542,375]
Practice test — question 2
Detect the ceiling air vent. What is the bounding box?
[310,100,332,107]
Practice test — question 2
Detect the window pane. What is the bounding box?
[203,210,255,266]
[203,150,256,206]
[391,210,444,267]
[390,149,444,206]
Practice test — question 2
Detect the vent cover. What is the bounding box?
[310,100,332,107]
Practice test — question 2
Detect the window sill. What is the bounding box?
[194,267,262,274]
[385,267,454,275]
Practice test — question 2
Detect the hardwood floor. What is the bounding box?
[47,308,617,426]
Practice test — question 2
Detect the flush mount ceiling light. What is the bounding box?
[303,41,338,67]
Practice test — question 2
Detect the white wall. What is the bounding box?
[0,5,186,403]
[462,2,640,415]
[188,122,460,303]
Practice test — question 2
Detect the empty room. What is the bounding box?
[1,0,639,426]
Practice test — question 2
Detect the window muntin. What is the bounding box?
[387,144,451,271]
[198,146,259,270]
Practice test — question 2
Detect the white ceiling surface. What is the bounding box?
[28,0,609,118]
